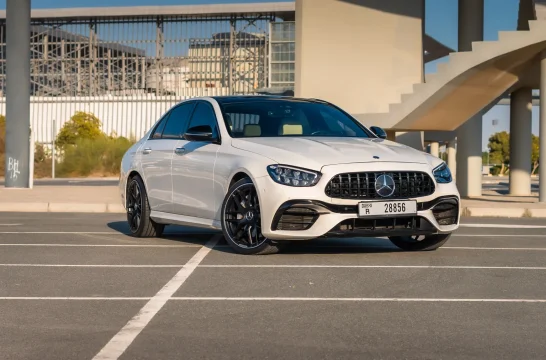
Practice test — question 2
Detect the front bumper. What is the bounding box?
[255,163,460,240]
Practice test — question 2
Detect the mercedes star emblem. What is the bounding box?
[375,174,395,197]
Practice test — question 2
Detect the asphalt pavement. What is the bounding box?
[1,213,546,359]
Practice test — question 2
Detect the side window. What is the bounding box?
[150,112,170,139]
[188,102,219,138]
[162,102,195,139]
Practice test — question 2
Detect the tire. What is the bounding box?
[126,175,165,238]
[221,177,284,255]
[388,233,451,251]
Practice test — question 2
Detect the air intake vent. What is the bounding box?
[275,207,318,231]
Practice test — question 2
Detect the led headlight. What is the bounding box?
[433,162,452,184]
[267,165,320,187]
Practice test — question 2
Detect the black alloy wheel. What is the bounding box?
[221,178,284,255]
[126,175,165,238]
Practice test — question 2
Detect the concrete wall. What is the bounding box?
[295,0,424,114]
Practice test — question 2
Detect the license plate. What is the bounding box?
[358,200,417,217]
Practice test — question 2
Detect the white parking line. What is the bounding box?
[169,297,546,303]
[198,265,546,270]
[1,296,546,303]
[444,247,546,251]
[460,224,546,229]
[0,264,185,268]
[0,244,201,248]
[92,235,220,360]
[0,232,121,234]
[0,297,150,300]
[452,234,546,237]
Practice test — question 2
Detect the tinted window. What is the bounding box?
[162,103,195,139]
[150,112,170,139]
[219,100,371,138]
[188,102,219,138]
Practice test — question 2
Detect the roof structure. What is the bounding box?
[0,2,295,20]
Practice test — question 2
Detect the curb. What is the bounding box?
[0,203,546,218]
[0,203,125,214]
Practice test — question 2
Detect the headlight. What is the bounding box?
[267,165,320,187]
[433,162,452,183]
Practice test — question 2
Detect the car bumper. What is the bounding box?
[255,163,460,240]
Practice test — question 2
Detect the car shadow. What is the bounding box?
[108,221,401,254]
[214,237,402,255]
[107,221,220,244]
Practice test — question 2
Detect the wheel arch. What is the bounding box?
[229,171,252,188]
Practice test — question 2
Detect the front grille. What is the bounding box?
[275,207,318,231]
[325,172,435,199]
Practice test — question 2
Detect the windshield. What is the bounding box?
[220,100,372,138]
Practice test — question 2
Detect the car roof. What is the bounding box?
[211,95,328,105]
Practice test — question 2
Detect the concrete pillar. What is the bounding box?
[456,0,484,197]
[540,51,546,202]
[5,0,31,188]
[386,130,396,142]
[447,139,457,181]
[509,88,533,196]
[295,0,424,115]
[396,131,424,151]
[430,142,440,157]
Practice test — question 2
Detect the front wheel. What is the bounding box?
[126,175,165,238]
[221,178,284,255]
[388,233,451,251]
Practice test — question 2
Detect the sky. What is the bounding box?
[0,0,533,149]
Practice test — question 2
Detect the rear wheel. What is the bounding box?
[126,175,165,238]
[388,233,451,251]
[221,178,284,255]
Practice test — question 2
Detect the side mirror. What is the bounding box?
[370,126,387,140]
[183,125,216,142]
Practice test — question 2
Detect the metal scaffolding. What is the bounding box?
[0,5,293,97]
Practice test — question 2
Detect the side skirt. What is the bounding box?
[150,211,222,230]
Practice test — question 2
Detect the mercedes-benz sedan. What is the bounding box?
[119,96,460,255]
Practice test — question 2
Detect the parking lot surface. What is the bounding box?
[1,213,546,359]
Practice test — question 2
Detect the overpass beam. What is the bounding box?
[4,0,31,188]
[509,87,532,196]
[540,52,546,202]
[456,0,484,197]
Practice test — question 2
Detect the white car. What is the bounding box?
[119,96,460,255]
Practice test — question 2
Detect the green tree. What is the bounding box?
[56,111,103,150]
[488,131,510,175]
[482,151,489,165]
[532,134,540,175]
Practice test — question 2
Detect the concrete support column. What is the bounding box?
[540,51,546,202]
[447,139,457,181]
[430,142,440,157]
[456,0,484,197]
[386,130,396,142]
[509,88,533,196]
[5,0,31,188]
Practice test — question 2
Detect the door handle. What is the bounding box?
[174,147,186,156]
[142,147,152,155]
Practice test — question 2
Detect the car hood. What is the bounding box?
[231,137,431,171]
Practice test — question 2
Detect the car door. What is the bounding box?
[140,102,195,213]
[171,101,220,219]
